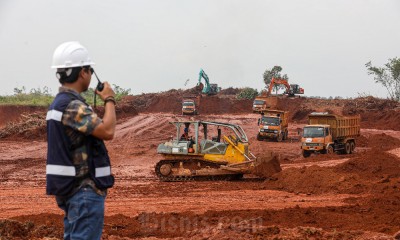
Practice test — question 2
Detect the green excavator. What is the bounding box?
[196,68,221,95]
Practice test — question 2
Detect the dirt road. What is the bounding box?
[1,112,400,239]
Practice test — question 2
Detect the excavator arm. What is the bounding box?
[267,78,304,97]
[197,69,211,94]
[267,78,291,95]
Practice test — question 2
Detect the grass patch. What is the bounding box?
[0,85,131,106]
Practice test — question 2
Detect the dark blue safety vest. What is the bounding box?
[46,91,114,196]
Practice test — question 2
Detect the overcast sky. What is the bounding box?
[0,0,399,98]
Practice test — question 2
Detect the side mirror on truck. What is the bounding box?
[297,128,303,136]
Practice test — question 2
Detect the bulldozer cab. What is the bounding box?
[159,121,248,156]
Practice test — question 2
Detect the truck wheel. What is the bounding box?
[345,142,351,154]
[277,134,283,142]
[283,130,288,140]
[302,150,311,158]
[257,134,263,141]
[350,141,355,153]
[327,145,334,154]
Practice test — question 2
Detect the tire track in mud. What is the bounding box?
[0,158,45,186]
[0,141,46,160]
[114,114,175,140]
[281,158,350,169]
[107,114,178,166]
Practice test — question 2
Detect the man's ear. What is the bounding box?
[80,68,86,76]
[77,68,86,80]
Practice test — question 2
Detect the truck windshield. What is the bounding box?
[261,116,280,126]
[183,102,194,106]
[303,127,324,138]
[253,100,265,105]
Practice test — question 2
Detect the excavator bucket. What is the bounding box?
[196,82,204,92]
[251,151,281,178]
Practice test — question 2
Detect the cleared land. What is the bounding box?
[1,91,400,239]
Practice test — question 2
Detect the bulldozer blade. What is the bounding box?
[251,152,281,178]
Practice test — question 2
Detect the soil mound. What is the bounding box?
[0,112,46,141]
[252,153,282,178]
[0,105,46,128]
[336,150,400,180]
[267,134,400,194]
[0,104,138,141]
[4,212,393,239]
[356,133,400,149]
[291,108,315,123]
[2,214,62,239]
[199,96,252,114]
[94,104,139,121]
[266,164,356,194]
[1,92,400,140]
[123,88,253,114]
[359,110,400,131]
[343,96,399,114]
[343,96,400,131]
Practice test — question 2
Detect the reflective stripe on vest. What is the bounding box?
[46,164,76,176]
[46,110,63,122]
[95,166,111,177]
[47,164,111,178]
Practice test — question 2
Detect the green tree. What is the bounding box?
[366,57,400,101]
[262,66,289,94]
[112,84,131,101]
[236,87,258,100]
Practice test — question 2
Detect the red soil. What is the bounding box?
[1,93,400,239]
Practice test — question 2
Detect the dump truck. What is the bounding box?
[155,120,281,181]
[252,95,278,112]
[182,99,197,115]
[182,95,201,115]
[252,97,268,113]
[257,110,289,142]
[301,113,360,158]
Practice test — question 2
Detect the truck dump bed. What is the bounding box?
[308,113,360,139]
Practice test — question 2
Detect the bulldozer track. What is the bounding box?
[155,159,243,182]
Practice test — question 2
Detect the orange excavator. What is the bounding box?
[267,78,304,97]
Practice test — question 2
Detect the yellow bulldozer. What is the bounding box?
[155,120,281,181]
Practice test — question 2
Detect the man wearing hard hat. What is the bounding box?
[46,41,116,239]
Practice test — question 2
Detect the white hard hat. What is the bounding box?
[51,41,95,69]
